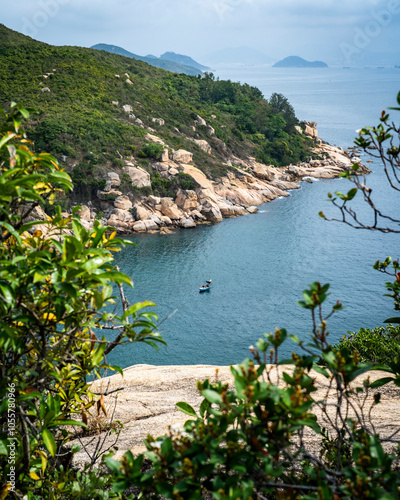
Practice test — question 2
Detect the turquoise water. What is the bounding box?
[107,68,400,368]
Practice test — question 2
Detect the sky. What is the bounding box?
[2,0,400,66]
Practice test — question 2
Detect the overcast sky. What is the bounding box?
[2,0,400,66]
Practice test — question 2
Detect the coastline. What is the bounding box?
[75,124,370,235]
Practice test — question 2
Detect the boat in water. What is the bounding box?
[199,279,212,292]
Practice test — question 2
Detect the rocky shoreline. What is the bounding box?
[73,121,370,235]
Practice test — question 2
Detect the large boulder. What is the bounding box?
[104,172,121,191]
[77,205,91,221]
[135,206,153,221]
[200,201,223,223]
[143,219,159,231]
[193,139,212,155]
[125,166,151,188]
[109,208,134,223]
[175,190,198,211]
[173,149,193,164]
[218,203,246,217]
[132,221,146,232]
[180,217,196,228]
[194,114,207,126]
[114,195,133,210]
[97,189,122,201]
[145,133,166,146]
[160,198,184,220]
[122,104,133,113]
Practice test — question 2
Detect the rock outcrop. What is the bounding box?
[65,124,370,235]
[72,364,400,466]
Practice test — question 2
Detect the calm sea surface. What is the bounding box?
[108,67,400,368]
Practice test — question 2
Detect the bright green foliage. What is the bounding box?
[139,143,165,160]
[108,282,400,499]
[0,103,164,498]
[336,324,400,365]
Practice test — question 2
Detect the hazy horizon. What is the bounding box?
[2,0,400,67]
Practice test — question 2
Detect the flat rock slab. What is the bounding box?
[72,364,400,467]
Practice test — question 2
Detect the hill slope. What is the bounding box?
[91,43,203,76]
[160,51,211,72]
[0,24,314,216]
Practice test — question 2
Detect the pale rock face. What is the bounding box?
[122,104,133,113]
[193,139,212,155]
[175,189,198,211]
[180,217,196,228]
[247,206,258,214]
[190,210,206,221]
[104,172,121,191]
[168,168,179,177]
[252,165,275,181]
[135,206,152,221]
[295,125,303,134]
[218,203,246,217]
[173,150,193,164]
[135,118,144,127]
[145,133,166,146]
[301,121,318,139]
[200,201,223,222]
[143,219,159,230]
[77,205,91,221]
[110,208,134,222]
[146,195,161,206]
[152,118,165,126]
[114,195,133,210]
[161,148,169,162]
[206,125,215,136]
[126,79,133,85]
[160,215,173,226]
[112,101,119,106]
[132,221,146,232]
[195,114,207,126]
[160,198,183,220]
[124,166,151,188]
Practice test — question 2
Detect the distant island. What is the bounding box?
[91,44,205,76]
[273,56,328,68]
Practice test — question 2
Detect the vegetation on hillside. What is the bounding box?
[0,24,314,207]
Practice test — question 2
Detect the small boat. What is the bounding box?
[199,279,212,292]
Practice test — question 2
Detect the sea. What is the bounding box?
[108,67,400,368]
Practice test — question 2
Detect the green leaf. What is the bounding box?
[369,377,394,388]
[121,301,156,320]
[202,389,222,405]
[41,428,56,457]
[176,402,198,418]
[383,317,400,324]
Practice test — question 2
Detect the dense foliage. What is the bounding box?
[0,104,164,499]
[336,324,400,365]
[0,24,313,207]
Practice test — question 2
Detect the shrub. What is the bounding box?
[0,103,164,498]
[139,143,165,160]
[335,324,400,365]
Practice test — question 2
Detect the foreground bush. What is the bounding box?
[0,103,164,499]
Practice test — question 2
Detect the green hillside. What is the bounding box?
[0,24,314,207]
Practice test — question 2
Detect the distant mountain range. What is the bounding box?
[159,52,210,72]
[91,44,205,76]
[204,46,275,66]
[273,56,328,68]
